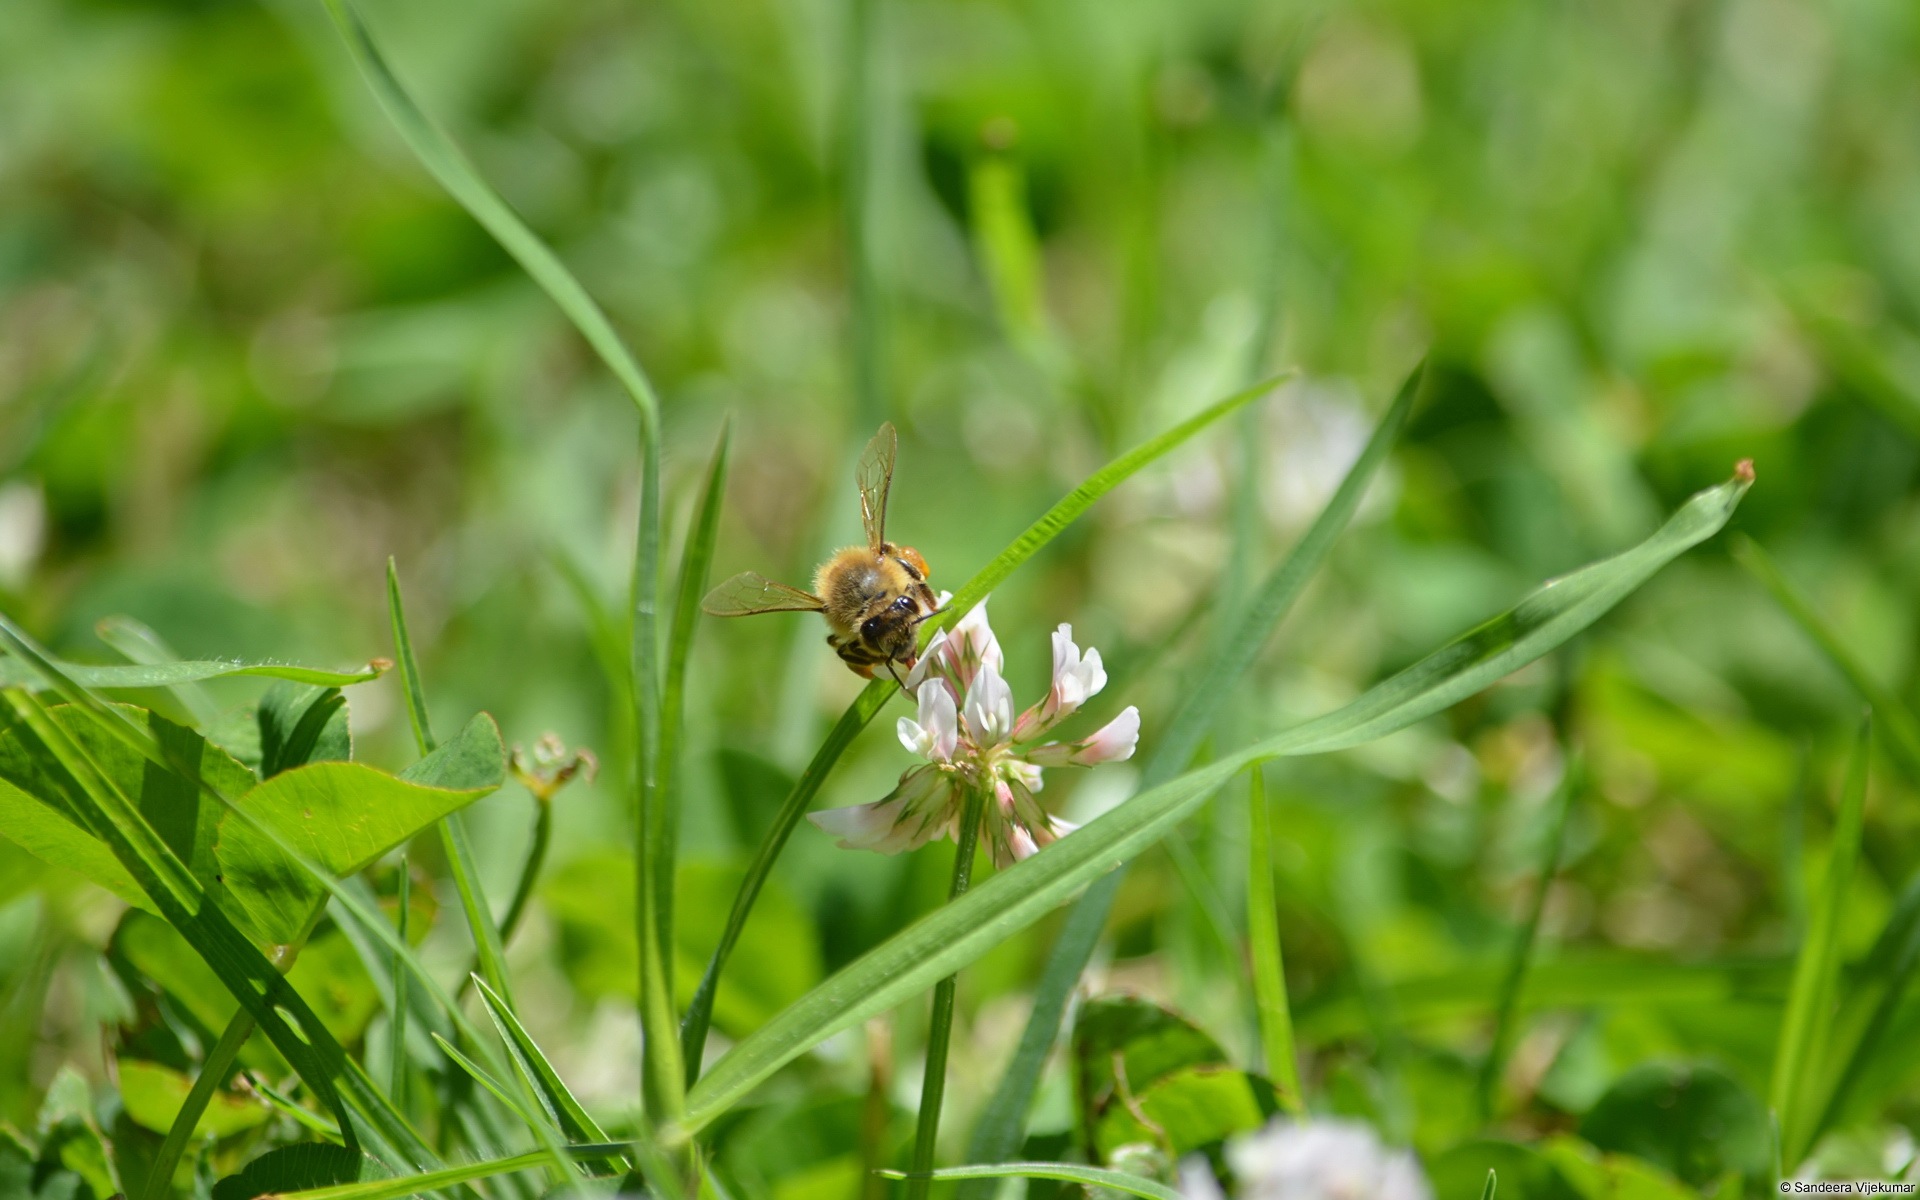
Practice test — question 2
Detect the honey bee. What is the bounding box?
[702,422,940,679]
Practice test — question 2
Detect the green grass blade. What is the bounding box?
[275,1149,551,1200]
[93,616,222,729]
[473,976,629,1174]
[1476,755,1579,1123]
[1772,719,1871,1168]
[138,1010,255,1200]
[1734,537,1920,783]
[1482,1168,1498,1200]
[679,467,1752,1131]
[431,1033,538,1126]
[0,658,385,691]
[390,857,410,1110]
[656,420,732,1006]
[957,872,1113,1200]
[678,376,1285,1075]
[880,1162,1182,1200]
[1246,767,1303,1114]
[1815,869,1920,1140]
[385,560,437,755]
[441,813,514,1007]
[961,360,1422,1177]
[314,0,661,432]
[1152,358,1424,783]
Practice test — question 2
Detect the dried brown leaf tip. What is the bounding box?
[1735,458,1756,484]
[509,733,598,804]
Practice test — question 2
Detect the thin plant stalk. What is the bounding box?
[138,1010,255,1200]
[498,802,553,947]
[391,856,411,1111]
[906,784,988,1200]
[1476,756,1579,1123]
[1245,768,1303,1114]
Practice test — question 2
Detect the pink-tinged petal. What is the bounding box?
[944,598,1003,691]
[808,766,957,854]
[1027,705,1141,767]
[963,661,1014,746]
[1017,624,1110,740]
[1072,706,1139,764]
[902,630,947,691]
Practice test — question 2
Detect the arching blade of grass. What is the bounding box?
[1811,867,1920,1152]
[315,0,681,1129]
[1246,766,1304,1114]
[1734,537,1920,783]
[1476,756,1579,1123]
[880,1162,1182,1200]
[680,374,1286,1076]
[270,1143,650,1200]
[432,1032,539,1127]
[0,657,386,691]
[385,561,437,754]
[680,466,1752,1131]
[656,421,732,995]
[962,360,1423,1184]
[1773,720,1871,1169]
[474,976,630,1176]
[93,616,222,728]
[1482,1168,1498,1199]
[139,1006,257,1200]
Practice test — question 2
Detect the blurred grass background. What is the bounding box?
[5,0,1920,1184]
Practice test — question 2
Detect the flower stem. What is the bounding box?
[498,800,552,946]
[906,784,987,1200]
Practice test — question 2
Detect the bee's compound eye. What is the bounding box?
[892,595,914,614]
[861,617,882,638]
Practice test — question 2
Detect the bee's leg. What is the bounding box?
[886,661,913,694]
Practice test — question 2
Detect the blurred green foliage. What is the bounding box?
[5,0,1920,1193]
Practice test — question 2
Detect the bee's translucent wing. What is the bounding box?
[701,572,826,617]
[856,422,897,551]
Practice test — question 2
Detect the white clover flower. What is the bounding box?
[1179,1118,1433,1200]
[809,598,1139,868]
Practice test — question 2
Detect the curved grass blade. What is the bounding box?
[473,976,630,1175]
[1815,868,1920,1142]
[1773,719,1871,1168]
[94,616,222,728]
[656,420,732,991]
[1734,537,1920,784]
[1476,755,1579,1123]
[277,1144,665,1200]
[0,658,385,692]
[1246,767,1303,1114]
[962,360,1422,1182]
[431,1033,539,1127]
[880,1162,1182,1200]
[680,466,1752,1131]
[139,1009,255,1200]
[385,560,437,755]
[1482,1168,1498,1200]
[680,374,1286,1075]
[315,0,681,1128]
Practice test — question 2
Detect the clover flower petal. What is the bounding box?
[808,765,954,854]
[1027,705,1140,767]
[896,681,959,761]
[963,660,1015,746]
